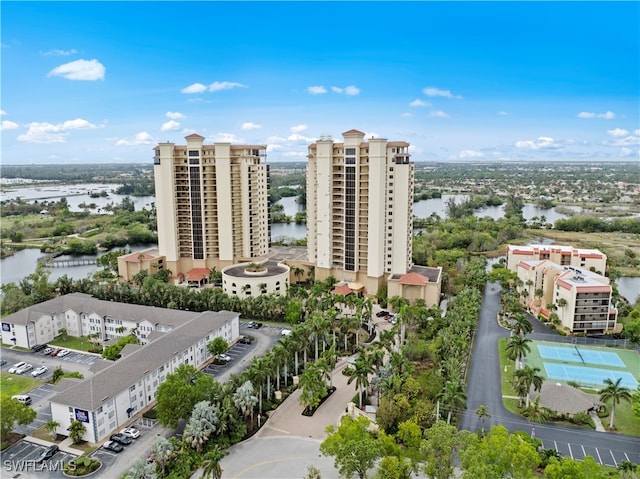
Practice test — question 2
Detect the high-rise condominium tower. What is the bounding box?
[306,129,414,293]
[153,133,270,276]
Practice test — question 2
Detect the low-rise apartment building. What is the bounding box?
[507,245,618,334]
[50,310,239,443]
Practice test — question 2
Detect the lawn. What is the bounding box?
[600,398,640,436]
[0,372,43,397]
[498,338,519,397]
[48,335,99,353]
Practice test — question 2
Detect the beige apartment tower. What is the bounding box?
[152,133,270,278]
[307,129,414,294]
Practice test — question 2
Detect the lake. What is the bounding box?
[1,183,155,213]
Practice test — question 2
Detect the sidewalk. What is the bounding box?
[23,435,84,455]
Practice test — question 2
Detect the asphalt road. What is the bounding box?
[461,281,640,467]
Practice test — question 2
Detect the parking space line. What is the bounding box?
[568,443,573,459]
[554,440,558,451]
[625,452,630,462]
[610,450,617,467]
[581,445,586,457]
[595,448,603,465]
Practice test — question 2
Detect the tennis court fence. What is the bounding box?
[528,333,639,352]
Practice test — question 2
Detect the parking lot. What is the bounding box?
[1,440,77,479]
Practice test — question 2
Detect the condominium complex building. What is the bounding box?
[120,133,270,281]
[306,129,416,295]
[506,245,618,334]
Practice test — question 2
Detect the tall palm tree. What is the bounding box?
[308,312,328,360]
[475,405,491,434]
[599,377,632,430]
[201,445,227,479]
[514,366,544,407]
[505,334,531,369]
[347,353,374,408]
[438,379,467,424]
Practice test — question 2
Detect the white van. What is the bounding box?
[12,395,32,405]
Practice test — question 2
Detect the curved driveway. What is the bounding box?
[461,282,640,467]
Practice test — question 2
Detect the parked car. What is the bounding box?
[49,348,61,356]
[247,321,257,328]
[8,361,27,374]
[218,354,231,362]
[120,427,140,439]
[103,440,124,453]
[254,322,263,329]
[238,336,253,344]
[110,433,132,445]
[57,349,71,357]
[12,394,32,405]
[15,363,33,375]
[36,445,59,463]
[42,347,54,355]
[281,329,292,336]
[31,366,48,377]
[31,344,48,353]
[376,310,390,317]
[0,359,6,366]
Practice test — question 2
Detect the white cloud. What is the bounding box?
[607,128,628,137]
[577,111,616,119]
[401,112,413,118]
[161,120,181,131]
[287,133,316,143]
[266,135,287,143]
[430,110,450,118]
[181,83,208,94]
[116,132,154,146]
[459,150,485,158]
[0,110,7,115]
[618,147,638,157]
[409,99,430,107]
[47,59,105,80]
[208,81,247,92]
[241,122,262,130]
[344,85,360,96]
[307,85,327,95]
[42,48,77,56]
[209,132,244,143]
[515,136,559,150]
[290,124,308,133]
[635,130,640,136]
[266,144,283,152]
[166,112,185,120]
[498,111,509,116]
[282,151,307,158]
[18,118,96,143]
[423,87,462,99]
[331,85,360,95]
[1,120,19,130]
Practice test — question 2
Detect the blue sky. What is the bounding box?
[1,1,639,164]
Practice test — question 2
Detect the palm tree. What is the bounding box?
[438,379,467,424]
[308,312,328,360]
[233,380,258,424]
[510,313,533,336]
[150,436,174,477]
[123,459,157,479]
[347,353,374,408]
[522,397,551,423]
[505,334,531,369]
[514,366,544,407]
[44,420,60,440]
[68,420,86,444]
[201,445,228,479]
[599,377,632,430]
[475,405,491,434]
[183,419,210,452]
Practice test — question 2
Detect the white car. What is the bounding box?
[281,329,292,336]
[218,354,231,362]
[8,362,27,374]
[120,427,140,439]
[57,349,71,357]
[16,363,33,375]
[31,366,48,377]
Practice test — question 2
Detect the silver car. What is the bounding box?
[31,365,48,377]
[15,363,33,375]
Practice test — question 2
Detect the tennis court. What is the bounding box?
[538,344,625,367]
[543,363,638,389]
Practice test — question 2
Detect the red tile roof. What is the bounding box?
[122,252,154,263]
[398,272,428,285]
[185,133,205,139]
[185,268,211,281]
[342,129,365,136]
[331,284,353,296]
